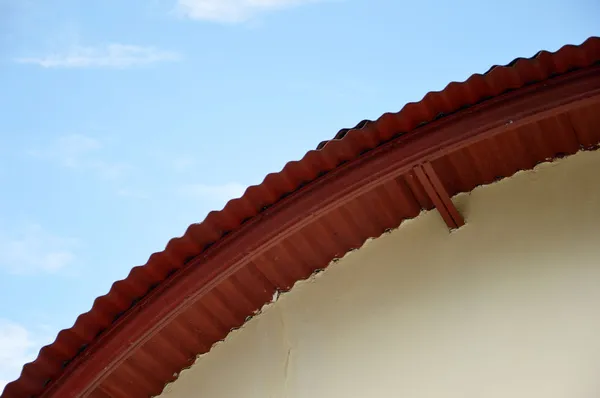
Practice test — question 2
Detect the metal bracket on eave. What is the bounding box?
[413,162,465,230]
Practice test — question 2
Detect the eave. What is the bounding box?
[3,37,600,398]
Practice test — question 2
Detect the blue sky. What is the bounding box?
[0,0,597,390]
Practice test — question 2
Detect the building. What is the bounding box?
[3,36,600,398]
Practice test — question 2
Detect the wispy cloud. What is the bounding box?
[179,182,246,207]
[15,44,180,69]
[176,0,327,23]
[0,224,78,275]
[28,134,130,180]
[0,320,36,394]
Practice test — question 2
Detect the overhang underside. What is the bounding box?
[159,148,600,398]
[95,77,600,398]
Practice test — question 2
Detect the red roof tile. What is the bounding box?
[2,36,600,398]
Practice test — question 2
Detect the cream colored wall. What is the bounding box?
[160,149,600,398]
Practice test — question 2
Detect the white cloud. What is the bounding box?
[0,224,77,275]
[15,44,180,69]
[0,320,37,394]
[179,182,246,206]
[176,0,326,23]
[28,134,130,180]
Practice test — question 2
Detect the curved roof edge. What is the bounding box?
[3,36,600,398]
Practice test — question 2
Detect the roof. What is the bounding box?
[3,36,600,398]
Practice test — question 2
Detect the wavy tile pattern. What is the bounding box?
[2,37,600,398]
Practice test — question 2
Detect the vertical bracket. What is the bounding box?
[413,162,464,230]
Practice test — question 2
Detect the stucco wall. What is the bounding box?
[160,149,600,398]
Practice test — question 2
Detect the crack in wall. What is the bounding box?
[279,306,293,398]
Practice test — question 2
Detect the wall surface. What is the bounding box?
[160,149,600,398]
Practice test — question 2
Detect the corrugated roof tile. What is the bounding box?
[2,36,600,398]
